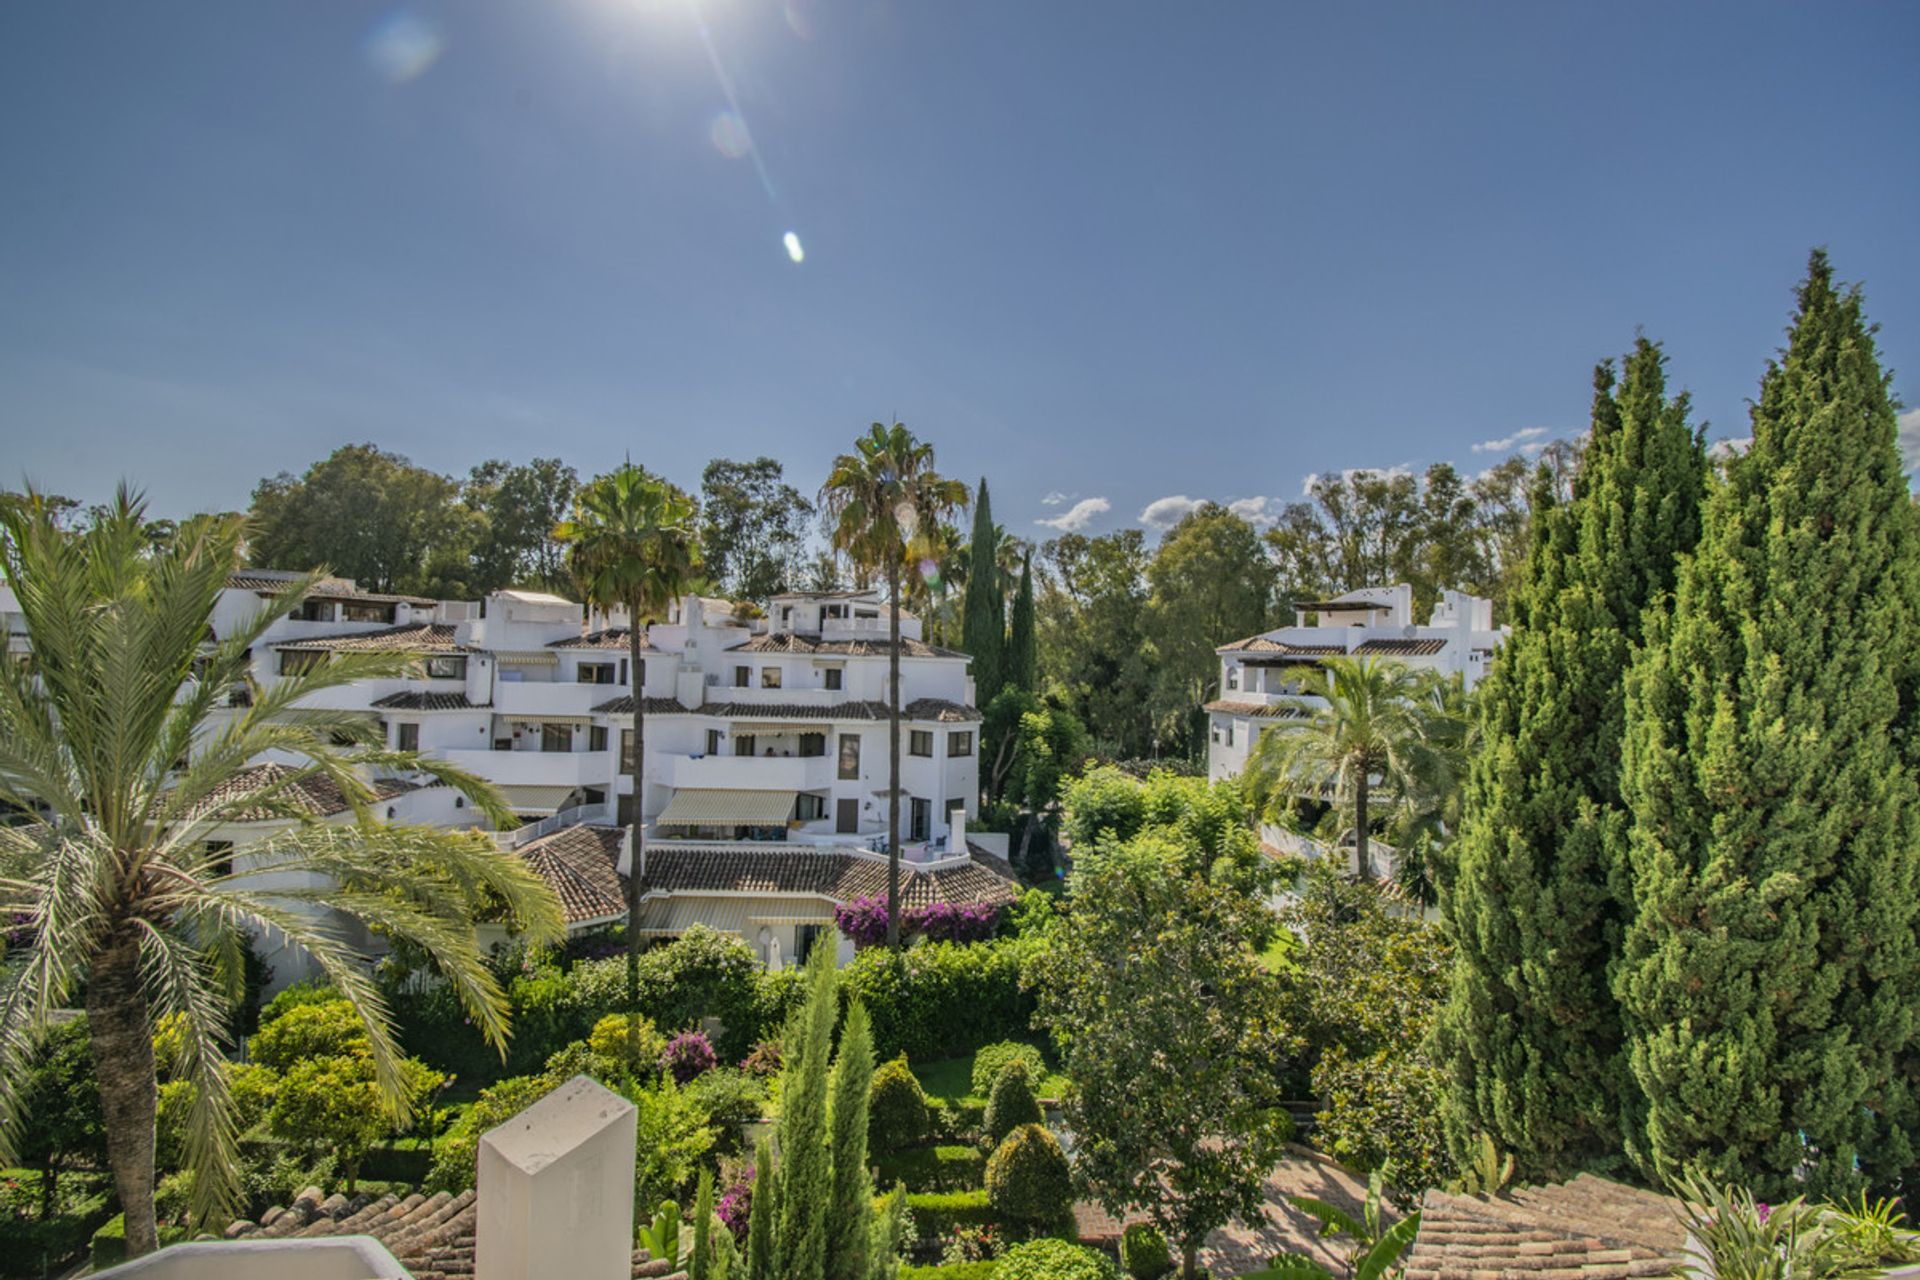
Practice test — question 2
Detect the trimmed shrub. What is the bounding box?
[1120,1224,1173,1280]
[902,1265,1000,1280]
[585,1013,667,1075]
[928,1097,987,1144]
[870,1142,988,1194]
[249,1000,368,1068]
[258,979,341,1027]
[870,1054,932,1152]
[844,940,1035,1062]
[984,1062,1045,1148]
[575,925,768,1059]
[902,1189,993,1241]
[685,1068,768,1155]
[971,1042,1047,1098]
[984,1124,1071,1234]
[996,1238,1118,1280]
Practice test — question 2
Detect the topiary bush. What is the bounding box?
[901,1189,993,1241]
[984,1124,1072,1235]
[972,1042,1047,1097]
[869,1054,932,1152]
[249,1000,370,1068]
[996,1238,1117,1280]
[983,1061,1044,1147]
[870,1142,988,1194]
[1120,1223,1173,1280]
[844,940,1036,1062]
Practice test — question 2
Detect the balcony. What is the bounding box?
[657,752,834,791]
[492,680,615,718]
[440,749,602,788]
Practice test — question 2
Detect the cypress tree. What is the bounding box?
[963,479,1005,706]
[746,1133,777,1280]
[825,1001,876,1280]
[691,1168,716,1280]
[1008,551,1036,693]
[1618,251,1920,1197]
[774,942,838,1280]
[1437,338,1704,1179]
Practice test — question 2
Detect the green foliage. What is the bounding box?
[773,942,838,1280]
[691,1169,717,1280]
[1034,529,1157,759]
[747,1134,777,1280]
[1029,830,1290,1269]
[1060,767,1271,897]
[869,1055,933,1154]
[870,1183,912,1280]
[1272,1175,1420,1280]
[1121,1224,1173,1280]
[983,1062,1044,1148]
[623,1074,717,1215]
[995,1238,1119,1280]
[843,940,1036,1063]
[964,479,1007,709]
[903,1189,994,1239]
[901,1265,999,1280]
[1670,1174,1873,1280]
[1007,552,1036,694]
[267,1053,443,1187]
[827,1001,877,1280]
[584,1012,669,1075]
[970,1042,1047,1098]
[1447,1134,1514,1197]
[258,981,343,1028]
[870,1144,987,1194]
[14,1018,106,1216]
[1060,765,1149,849]
[0,1172,111,1274]
[686,1068,770,1156]
[700,456,813,600]
[249,999,371,1069]
[984,1123,1071,1233]
[1617,253,1920,1197]
[639,1198,684,1273]
[425,1074,555,1192]
[1437,336,1704,1180]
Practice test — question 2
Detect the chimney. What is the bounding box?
[477,1075,637,1280]
[948,805,967,856]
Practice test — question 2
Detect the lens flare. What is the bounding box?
[363,9,445,84]
[918,559,942,591]
[783,231,805,264]
[708,110,752,160]
[783,0,817,39]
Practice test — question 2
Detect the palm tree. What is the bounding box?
[1242,656,1460,883]
[0,491,562,1257]
[553,464,702,1038]
[820,423,968,948]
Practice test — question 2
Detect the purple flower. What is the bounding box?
[660,1030,717,1084]
[715,1166,754,1241]
[906,900,1000,943]
[832,896,897,949]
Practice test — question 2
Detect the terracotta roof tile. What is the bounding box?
[549,628,655,651]
[1204,700,1310,718]
[590,695,980,723]
[228,572,437,607]
[278,623,464,654]
[188,764,422,823]
[372,690,487,711]
[639,843,1019,910]
[517,825,628,925]
[1353,637,1448,656]
[734,632,967,659]
[1406,1177,1688,1280]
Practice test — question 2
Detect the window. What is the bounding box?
[838,734,861,780]
[798,732,825,758]
[909,797,931,841]
[1224,723,1234,747]
[734,665,751,688]
[426,655,467,680]
[948,731,973,757]
[761,667,782,689]
[796,793,828,821]
[542,723,573,753]
[577,663,616,685]
[909,730,933,757]
[734,734,757,757]
[621,731,635,774]
[706,728,723,755]
[589,725,609,752]
[823,668,843,691]
[279,649,327,676]
[341,602,396,624]
[1226,666,1240,691]
[397,722,420,752]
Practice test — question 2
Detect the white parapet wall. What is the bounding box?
[91,1237,411,1280]
[477,1074,637,1280]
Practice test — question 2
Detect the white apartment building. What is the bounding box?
[4,570,1013,972]
[1204,583,1504,781]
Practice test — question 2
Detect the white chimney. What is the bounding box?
[949,805,967,855]
[477,1075,637,1280]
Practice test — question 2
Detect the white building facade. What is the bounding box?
[1204,583,1504,781]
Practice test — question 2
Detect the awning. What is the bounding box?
[494,652,559,667]
[638,897,754,936]
[730,722,829,735]
[496,784,578,813]
[656,788,797,826]
[748,913,837,926]
[504,714,592,727]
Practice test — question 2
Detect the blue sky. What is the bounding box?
[2,2,1915,535]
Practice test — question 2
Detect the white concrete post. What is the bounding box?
[477,1075,637,1280]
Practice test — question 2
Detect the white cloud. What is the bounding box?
[1227,496,1284,529]
[1299,464,1415,496]
[1472,426,1550,455]
[1035,496,1111,532]
[1708,436,1753,461]
[1139,494,1203,530]
[1899,408,1920,474]
[1041,490,1074,507]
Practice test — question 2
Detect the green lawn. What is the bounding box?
[1258,930,1300,974]
[910,1048,1070,1103]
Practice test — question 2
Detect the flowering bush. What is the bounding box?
[661,1030,718,1084]
[833,895,896,949]
[715,1160,754,1242]
[739,1038,783,1078]
[909,901,1001,943]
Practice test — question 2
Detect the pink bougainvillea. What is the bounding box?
[832,895,896,948]
[660,1029,717,1084]
[907,900,1001,943]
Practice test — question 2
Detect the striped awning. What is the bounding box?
[730,722,829,735]
[505,714,592,727]
[656,788,797,826]
[496,784,578,813]
[494,652,558,667]
[638,896,754,936]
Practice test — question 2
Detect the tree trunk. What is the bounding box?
[40,1159,58,1221]
[1014,814,1036,877]
[87,931,159,1258]
[628,620,646,1059]
[1181,1235,1201,1280]
[1354,774,1371,882]
[886,559,902,951]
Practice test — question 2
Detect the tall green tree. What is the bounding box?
[1030,831,1290,1278]
[825,1001,875,1280]
[1007,550,1036,693]
[555,465,704,1045]
[820,424,967,948]
[0,493,562,1256]
[1243,657,1462,882]
[1036,531,1156,758]
[1616,252,1920,1197]
[962,479,1006,707]
[770,942,837,1280]
[1144,504,1274,756]
[1437,339,1704,1181]
[466,457,578,593]
[701,457,814,601]
[247,444,478,596]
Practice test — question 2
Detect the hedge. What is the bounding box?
[844,941,1035,1062]
[869,1143,986,1194]
[997,1238,1118,1280]
[902,1189,993,1242]
[902,1264,999,1280]
[0,1182,112,1276]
